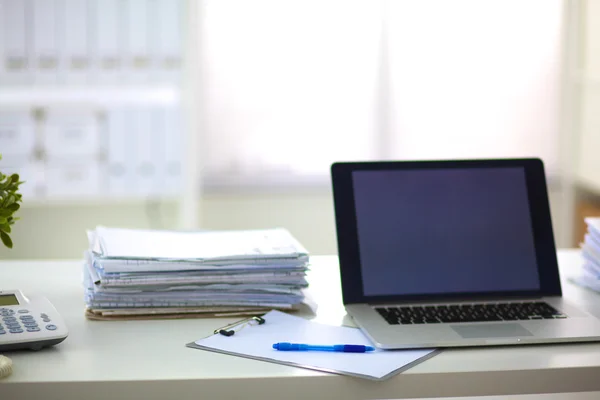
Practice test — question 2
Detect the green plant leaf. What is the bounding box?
[1,231,13,249]
[0,158,21,247]
[4,194,15,207]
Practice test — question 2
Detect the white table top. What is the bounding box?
[1,250,600,400]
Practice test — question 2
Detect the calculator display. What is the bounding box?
[0,294,19,306]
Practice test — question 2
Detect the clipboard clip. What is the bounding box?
[214,316,266,336]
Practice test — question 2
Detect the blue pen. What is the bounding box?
[272,342,375,353]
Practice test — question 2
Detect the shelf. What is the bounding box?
[20,195,181,208]
[0,85,180,107]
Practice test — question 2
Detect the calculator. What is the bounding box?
[0,290,68,351]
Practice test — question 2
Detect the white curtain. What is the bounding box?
[198,0,563,186]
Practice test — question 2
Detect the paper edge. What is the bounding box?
[185,341,439,381]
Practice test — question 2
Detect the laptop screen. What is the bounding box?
[352,167,541,297]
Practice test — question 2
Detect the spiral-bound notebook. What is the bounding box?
[186,310,438,381]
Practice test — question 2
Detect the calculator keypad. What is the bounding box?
[0,308,15,317]
[0,308,58,334]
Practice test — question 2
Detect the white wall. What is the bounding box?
[0,187,566,260]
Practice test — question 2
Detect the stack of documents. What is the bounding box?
[571,218,600,293]
[83,226,311,320]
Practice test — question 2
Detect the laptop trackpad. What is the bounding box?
[452,323,533,339]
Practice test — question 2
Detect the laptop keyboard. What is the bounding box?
[375,301,567,325]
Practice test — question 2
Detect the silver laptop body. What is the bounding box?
[346,297,600,349]
[331,159,600,349]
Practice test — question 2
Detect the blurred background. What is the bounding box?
[0,0,599,259]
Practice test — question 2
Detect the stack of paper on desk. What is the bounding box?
[83,226,311,320]
[571,218,600,293]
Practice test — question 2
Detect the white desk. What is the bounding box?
[1,250,600,400]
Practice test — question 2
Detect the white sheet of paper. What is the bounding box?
[91,226,308,261]
[586,218,600,241]
[189,310,437,380]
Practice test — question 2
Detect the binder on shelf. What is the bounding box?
[152,107,167,195]
[1,0,31,85]
[125,0,151,84]
[152,0,182,84]
[105,109,134,196]
[131,107,160,196]
[44,162,101,198]
[31,0,59,85]
[0,157,44,198]
[91,0,123,84]
[162,106,183,195]
[43,109,100,161]
[61,0,90,85]
[0,110,36,161]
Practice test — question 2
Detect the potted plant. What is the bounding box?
[0,154,23,249]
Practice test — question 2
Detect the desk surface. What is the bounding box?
[1,250,600,400]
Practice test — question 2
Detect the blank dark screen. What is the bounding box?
[352,167,540,297]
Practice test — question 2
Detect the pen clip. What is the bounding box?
[214,316,266,336]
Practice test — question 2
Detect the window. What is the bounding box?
[198,0,563,187]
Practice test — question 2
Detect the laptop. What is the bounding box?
[331,158,600,349]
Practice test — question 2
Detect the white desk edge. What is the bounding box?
[1,249,600,400]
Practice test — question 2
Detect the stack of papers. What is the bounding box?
[571,218,600,292]
[83,226,311,320]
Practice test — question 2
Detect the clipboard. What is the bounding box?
[186,310,439,381]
